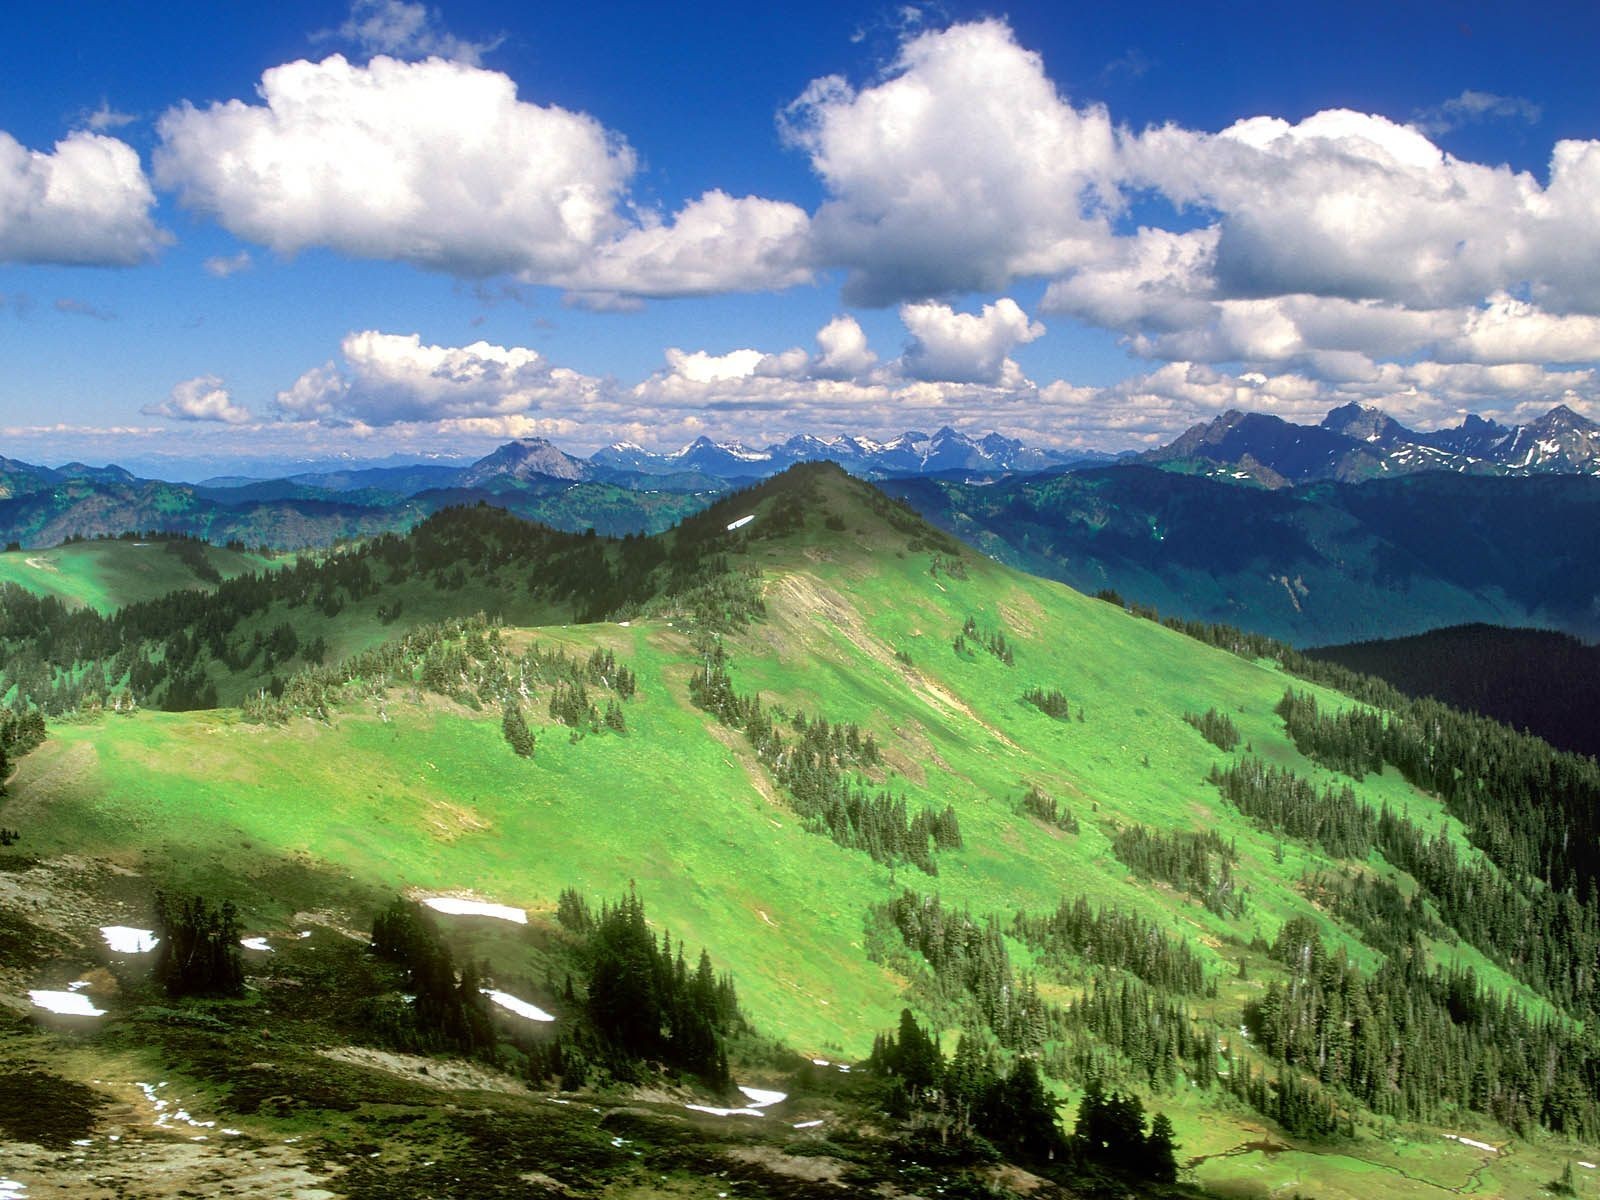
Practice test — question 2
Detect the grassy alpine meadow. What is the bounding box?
[3,466,1596,1198]
[0,537,286,613]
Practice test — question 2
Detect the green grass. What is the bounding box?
[3,467,1586,1197]
[0,539,285,613]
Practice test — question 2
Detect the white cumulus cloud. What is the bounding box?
[900,298,1044,385]
[155,55,634,279]
[0,130,165,266]
[144,375,253,424]
[783,18,1120,304]
[274,331,605,426]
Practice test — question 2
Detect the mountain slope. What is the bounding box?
[1308,623,1600,759]
[1,465,1594,1197]
[886,465,1600,644]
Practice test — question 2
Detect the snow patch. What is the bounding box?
[1444,1134,1497,1154]
[28,990,105,1016]
[0,1178,28,1198]
[793,1119,824,1129]
[725,514,754,531]
[240,936,272,952]
[480,988,555,1022]
[685,1104,765,1118]
[101,926,158,953]
[738,1086,786,1108]
[421,897,526,924]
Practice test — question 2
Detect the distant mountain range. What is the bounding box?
[0,426,1094,550]
[1142,402,1600,486]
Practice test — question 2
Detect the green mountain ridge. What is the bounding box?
[1,464,1596,1198]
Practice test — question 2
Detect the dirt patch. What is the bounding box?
[289,909,368,943]
[725,1143,848,1185]
[317,1046,531,1096]
[421,797,491,842]
[704,724,783,807]
[1,1137,340,1199]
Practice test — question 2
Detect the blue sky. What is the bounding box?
[3,1,1599,475]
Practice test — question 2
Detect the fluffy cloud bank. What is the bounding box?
[273,330,604,425]
[0,130,165,266]
[153,54,810,302]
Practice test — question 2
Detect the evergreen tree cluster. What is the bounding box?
[1020,686,1074,720]
[1372,803,1600,1018]
[0,495,767,716]
[689,652,960,874]
[501,700,535,757]
[1056,976,1218,1095]
[1016,784,1079,832]
[1111,824,1246,918]
[1242,919,1600,1137]
[1013,894,1212,996]
[370,898,496,1058]
[1300,870,1443,958]
[1274,684,1600,901]
[1275,690,1385,780]
[868,1009,1064,1164]
[1136,598,1600,922]
[582,889,740,1085]
[871,891,1048,1051]
[152,891,245,999]
[1183,706,1240,751]
[0,708,46,792]
[1210,756,1374,859]
[1070,1077,1180,1183]
[954,616,1015,665]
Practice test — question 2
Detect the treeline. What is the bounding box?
[1110,589,1600,910]
[0,495,767,715]
[1120,588,1600,908]
[1210,748,1600,1016]
[244,615,637,735]
[1273,685,1600,901]
[689,649,960,874]
[1111,824,1246,918]
[1245,918,1600,1138]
